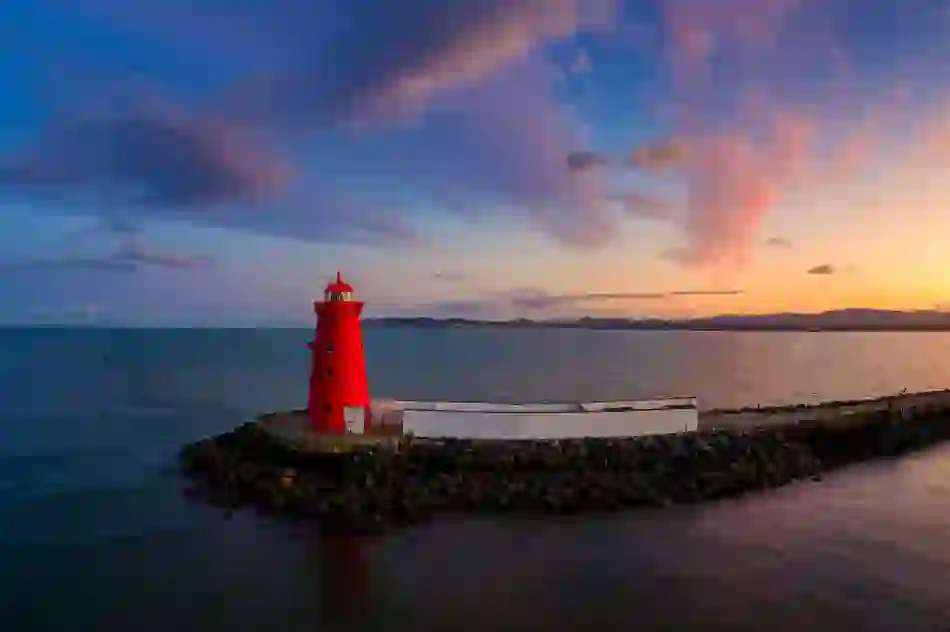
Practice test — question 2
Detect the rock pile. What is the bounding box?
[179,404,950,533]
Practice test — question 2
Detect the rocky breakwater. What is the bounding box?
[179,403,950,533]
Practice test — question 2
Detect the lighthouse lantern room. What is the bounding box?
[307,271,371,434]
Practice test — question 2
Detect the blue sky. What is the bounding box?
[3,0,950,325]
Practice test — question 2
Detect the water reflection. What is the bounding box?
[177,448,950,632]
[350,447,950,632]
[314,532,373,631]
[11,329,950,631]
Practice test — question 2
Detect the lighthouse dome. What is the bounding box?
[324,270,355,302]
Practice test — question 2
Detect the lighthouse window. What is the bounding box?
[325,291,354,302]
[324,403,331,413]
[327,368,333,376]
[326,344,334,353]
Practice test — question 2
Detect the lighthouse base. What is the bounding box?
[259,410,399,454]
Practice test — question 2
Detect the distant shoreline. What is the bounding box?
[5,323,950,332]
[363,318,950,332]
[7,306,950,331]
[361,308,950,332]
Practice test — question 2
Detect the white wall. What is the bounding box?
[401,408,698,440]
[391,400,577,413]
[380,398,698,414]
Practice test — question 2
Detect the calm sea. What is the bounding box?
[3,327,950,631]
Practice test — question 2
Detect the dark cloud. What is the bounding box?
[766,237,792,248]
[566,151,609,172]
[94,215,141,236]
[807,264,836,275]
[1,0,631,249]
[628,139,685,171]
[505,288,666,311]
[503,287,746,310]
[0,238,212,274]
[432,272,467,283]
[614,192,676,219]
[425,299,492,316]
[0,107,426,246]
[567,138,688,176]
[118,239,213,269]
[0,258,138,274]
[417,284,746,315]
[0,110,288,208]
[669,289,744,296]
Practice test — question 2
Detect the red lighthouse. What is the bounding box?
[307,271,370,434]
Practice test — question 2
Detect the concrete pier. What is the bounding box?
[699,389,950,431]
[257,389,950,451]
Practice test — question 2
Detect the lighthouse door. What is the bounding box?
[343,407,365,435]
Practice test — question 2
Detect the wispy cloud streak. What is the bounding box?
[0,238,211,274]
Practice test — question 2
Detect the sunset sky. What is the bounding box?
[3,0,950,325]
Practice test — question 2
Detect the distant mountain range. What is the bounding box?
[364,309,950,332]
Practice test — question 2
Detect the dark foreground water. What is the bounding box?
[3,328,950,631]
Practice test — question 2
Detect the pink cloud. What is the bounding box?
[665,106,816,266]
[640,0,822,266]
[648,0,898,267]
